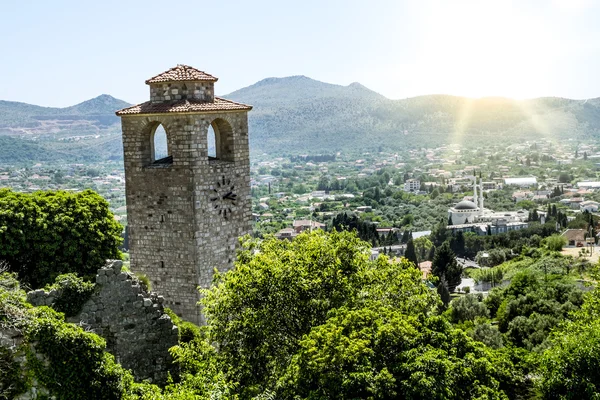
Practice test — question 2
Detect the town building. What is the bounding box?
[504,177,537,187]
[403,179,420,192]
[449,178,529,227]
[292,219,326,233]
[561,229,586,247]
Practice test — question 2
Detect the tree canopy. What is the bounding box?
[432,241,462,292]
[0,189,123,287]
[197,230,525,399]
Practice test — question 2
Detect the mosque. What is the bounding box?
[448,178,529,233]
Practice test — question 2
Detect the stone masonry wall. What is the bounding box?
[150,81,214,103]
[121,110,252,324]
[27,260,178,384]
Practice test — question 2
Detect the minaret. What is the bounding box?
[473,178,478,206]
[479,179,484,216]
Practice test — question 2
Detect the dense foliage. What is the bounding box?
[196,231,527,399]
[0,272,139,400]
[41,273,97,317]
[3,228,600,399]
[538,287,600,397]
[0,189,123,287]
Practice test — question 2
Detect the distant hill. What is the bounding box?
[0,94,130,129]
[225,77,600,154]
[2,82,600,165]
[0,95,129,164]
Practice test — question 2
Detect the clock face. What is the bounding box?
[210,175,237,219]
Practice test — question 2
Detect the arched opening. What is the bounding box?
[207,124,217,159]
[150,124,172,164]
[207,118,234,162]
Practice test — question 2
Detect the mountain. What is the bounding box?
[0,95,130,164]
[2,81,600,164]
[0,94,130,129]
[225,77,600,154]
[225,76,393,154]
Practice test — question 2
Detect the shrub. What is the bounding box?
[0,189,123,288]
[42,273,96,317]
[544,234,567,252]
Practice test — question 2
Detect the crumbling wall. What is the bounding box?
[27,260,179,384]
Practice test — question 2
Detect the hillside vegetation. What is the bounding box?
[2,80,600,162]
[226,77,600,153]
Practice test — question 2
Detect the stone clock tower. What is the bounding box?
[116,65,252,324]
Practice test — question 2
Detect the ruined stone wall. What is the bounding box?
[27,260,178,384]
[121,111,251,324]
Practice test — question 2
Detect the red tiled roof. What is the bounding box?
[115,97,252,116]
[561,229,586,241]
[145,64,218,84]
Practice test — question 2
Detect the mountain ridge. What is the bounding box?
[1,78,600,162]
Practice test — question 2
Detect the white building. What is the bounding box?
[404,179,420,192]
[449,178,529,225]
[577,181,600,189]
[580,200,600,213]
[504,177,537,187]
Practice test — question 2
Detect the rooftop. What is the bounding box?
[453,200,478,210]
[116,97,252,116]
[145,64,218,84]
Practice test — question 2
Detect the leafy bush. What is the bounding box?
[27,306,134,399]
[0,189,123,287]
[164,307,203,344]
[538,288,600,397]
[135,273,151,293]
[42,273,96,317]
[450,294,489,323]
[544,234,567,251]
[0,271,152,399]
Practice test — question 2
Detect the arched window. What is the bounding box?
[207,118,234,162]
[151,124,171,164]
[207,124,217,159]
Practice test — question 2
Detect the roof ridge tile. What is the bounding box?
[145,65,218,84]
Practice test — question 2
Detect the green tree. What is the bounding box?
[201,231,441,397]
[450,293,489,323]
[538,288,600,398]
[278,306,522,399]
[413,236,433,263]
[404,238,419,267]
[432,242,462,292]
[558,172,571,184]
[0,189,123,288]
[202,231,371,396]
[544,234,567,251]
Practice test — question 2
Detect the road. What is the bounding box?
[457,257,481,269]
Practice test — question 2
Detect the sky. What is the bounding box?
[1,0,599,107]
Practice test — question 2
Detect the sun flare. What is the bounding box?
[410,1,558,99]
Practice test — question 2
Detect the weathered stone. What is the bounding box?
[26,260,178,384]
[118,67,252,324]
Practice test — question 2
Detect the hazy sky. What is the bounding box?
[2,0,599,106]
